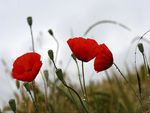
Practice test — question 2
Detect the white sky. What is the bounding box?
[1,0,150,108]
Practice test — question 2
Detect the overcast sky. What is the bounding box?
[1,0,150,107]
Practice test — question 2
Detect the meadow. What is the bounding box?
[1,17,150,113]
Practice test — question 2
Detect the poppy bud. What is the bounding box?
[27,16,32,26]
[16,80,20,89]
[23,82,30,92]
[48,29,54,36]
[138,43,144,54]
[56,68,64,82]
[9,99,16,113]
[71,54,77,61]
[48,50,54,61]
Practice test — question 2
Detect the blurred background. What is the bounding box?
[1,0,150,109]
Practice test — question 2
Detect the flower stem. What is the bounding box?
[28,89,38,113]
[63,82,90,113]
[29,26,35,52]
[113,63,144,112]
[50,34,59,63]
[52,60,89,113]
[41,71,51,113]
[81,62,88,101]
[28,24,39,113]
[75,60,84,96]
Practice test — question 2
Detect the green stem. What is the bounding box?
[142,53,149,76]
[81,62,88,100]
[28,90,38,113]
[52,60,89,113]
[113,63,144,112]
[41,71,51,113]
[75,60,84,96]
[51,35,59,63]
[67,88,79,108]
[83,20,131,36]
[63,82,89,113]
[28,24,39,113]
[29,26,35,52]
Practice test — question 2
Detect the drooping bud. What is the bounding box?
[23,82,30,92]
[16,80,20,89]
[138,43,144,54]
[48,50,54,61]
[9,99,16,113]
[27,16,32,26]
[48,29,54,36]
[56,68,64,82]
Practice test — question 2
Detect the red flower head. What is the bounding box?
[67,37,99,62]
[94,44,113,72]
[12,52,42,82]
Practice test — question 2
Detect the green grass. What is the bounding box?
[2,64,150,113]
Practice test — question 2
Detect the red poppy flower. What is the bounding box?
[94,44,113,72]
[12,52,42,82]
[67,37,99,62]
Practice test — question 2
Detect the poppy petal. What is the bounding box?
[94,44,113,72]
[12,52,42,82]
[67,37,99,62]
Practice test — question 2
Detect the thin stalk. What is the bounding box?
[81,62,88,100]
[63,82,89,113]
[83,20,131,36]
[134,47,142,98]
[144,54,150,75]
[52,60,89,113]
[29,26,35,52]
[113,63,144,112]
[29,24,39,113]
[51,35,59,63]
[28,90,38,113]
[31,82,39,113]
[75,60,84,96]
[67,88,79,108]
[142,53,149,76]
[53,58,81,107]
[41,71,51,113]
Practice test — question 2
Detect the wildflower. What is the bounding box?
[12,52,42,82]
[94,44,113,72]
[67,37,99,62]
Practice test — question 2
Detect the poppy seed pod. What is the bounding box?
[48,29,54,36]
[48,50,54,61]
[9,99,16,113]
[56,68,64,82]
[23,82,30,92]
[138,43,144,54]
[27,16,32,26]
